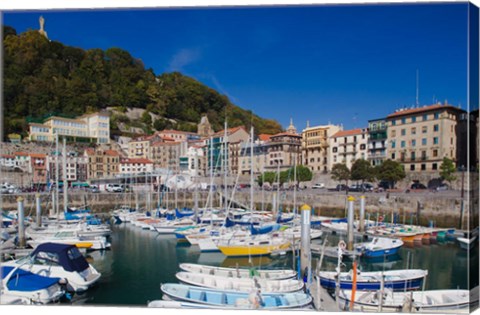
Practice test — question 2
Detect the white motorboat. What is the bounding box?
[176,271,304,293]
[27,231,110,250]
[2,242,101,292]
[338,289,470,313]
[179,263,297,280]
[1,265,65,304]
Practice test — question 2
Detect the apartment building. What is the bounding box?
[127,134,162,159]
[48,154,88,183]
[239,142,269,175]
[85,148,120,179]
[157,130,199,142]
[386,103,467,172]
[150,141,183,172]
[28,111,110,144]
[330,128,369,170]
[367,118,388,166]
[302,124,342,173]
[30,153,48,185]
[264,132,302,172]
[119,158,153,176]
[205,126,250,174]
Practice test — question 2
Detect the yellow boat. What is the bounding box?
[217,237,291,257]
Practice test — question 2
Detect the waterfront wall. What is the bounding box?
[1,189,477,229]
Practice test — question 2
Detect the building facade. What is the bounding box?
[264,132,302,172]
[85,149,120,179]
[386,103,466,172]
[302,124,342,173]
[330,128,369,170]
[367,118,388,166]
[119,158,153,176]
[28,111,110,144]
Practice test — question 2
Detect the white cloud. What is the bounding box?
[167,48,201,72]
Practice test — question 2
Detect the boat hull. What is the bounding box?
[217,243,291,257]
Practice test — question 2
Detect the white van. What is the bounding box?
[106,184,123,193]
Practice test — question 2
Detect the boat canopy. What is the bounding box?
[2,266,60,291]
[31,243,90,273]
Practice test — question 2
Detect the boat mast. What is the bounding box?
[63,137,68,213]
[250,125,254,212]
[209,136,214,211]
[293,155,297,216]
[193,150,199,222]
[55,133,59,220]
[223,120,228,216]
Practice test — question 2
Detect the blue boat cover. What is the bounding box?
[31,243,89,273]
[1,266,60,292]
[250,224,281,235]
[175,208,194,218]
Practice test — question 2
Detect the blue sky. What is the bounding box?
[2,2,471,131]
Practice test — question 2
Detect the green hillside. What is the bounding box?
[3,26,283,139]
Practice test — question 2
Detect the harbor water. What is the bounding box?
[69,223,477,307]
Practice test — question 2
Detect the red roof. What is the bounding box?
[1,154,15,159]
[258,134,272,141]
[104,150,120,156]
[120,158,153,164]
[29,153,46,158]
[14,152,29,156]
[84,148,95,155]
[387,104,464,118]
[213,126,247,137]
[331,128,366,138]
[271,132,301,138]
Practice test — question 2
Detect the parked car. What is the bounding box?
[349,183,374,192]
[90,185,100,193]
[0,185,9,194]
[435,183,449,191]
[312,183,325,189]
[335,184,349,191]
[106,184,124,193]
[410,182,427,190]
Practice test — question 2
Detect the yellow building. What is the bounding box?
[302,124,342,172]
[28,111,110,144]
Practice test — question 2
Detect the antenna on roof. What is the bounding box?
[416,69,420,107]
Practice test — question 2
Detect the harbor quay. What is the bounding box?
[1,187,476,229]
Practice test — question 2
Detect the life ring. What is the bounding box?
[338,240,346,250]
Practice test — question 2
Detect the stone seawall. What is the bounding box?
[1,189,477,229]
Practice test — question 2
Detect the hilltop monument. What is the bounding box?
[198,115,213,137]
[38,16,48,39]
[286,118,297,134]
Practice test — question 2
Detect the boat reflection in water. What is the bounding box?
[221,255,273,268]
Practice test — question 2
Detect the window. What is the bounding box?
[421,164,426,171]
[391,130,396,137]
[411,152,416,160]
[434,113,440,119]
[391,153,396,159]
[411,127,416,135]
[412,140,416,147]
[411,116,416,123]
[423,114,428,121]
[422,126,427,133]
[360,144,366,150]
[401,141,405,148]
[392,120,396,126]
[434,124,439,132]
[410,164,415,171]
[401,118,406,124]
[432,163,438,170]
[433,149,438,157]
[391,141,396,149]
[332,147,338,153]
[422,138,427,146]
[433,137,439,145]
[401,129,406,136]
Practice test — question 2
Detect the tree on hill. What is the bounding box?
[2,26,284,140]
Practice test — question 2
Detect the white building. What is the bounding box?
[28,111,110,144]
[329,128,369,170]
[119,158,154,176]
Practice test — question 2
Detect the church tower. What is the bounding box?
[286,118,297,134]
